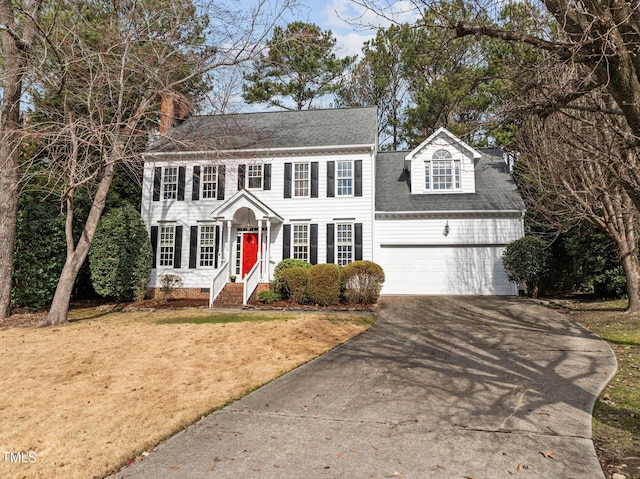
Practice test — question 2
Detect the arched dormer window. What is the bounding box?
[425,149,461,191]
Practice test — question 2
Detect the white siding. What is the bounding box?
[141,151,376,289]
[409,133,477,194]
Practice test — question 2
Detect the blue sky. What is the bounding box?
[294,0,376,57]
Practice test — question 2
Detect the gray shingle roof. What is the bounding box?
[148,107,378,153]
[375,148,525,213]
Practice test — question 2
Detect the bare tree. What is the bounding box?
[22,0,295,325]
[352,1,640,140]
[0,0,42,318]
[513,101,640,311]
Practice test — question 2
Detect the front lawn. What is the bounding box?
[0,307,373,479]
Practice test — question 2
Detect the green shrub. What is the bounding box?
[343,260,385,304]
[279,267,309,303]
[258,289,282,304]
[273,258,311,294]
[89,204,153,301]
[11,193,66,311]
[306,263,342,306]
[502,236,550,298]
[594,266,627,299]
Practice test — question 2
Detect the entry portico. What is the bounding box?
[209,188,283,305]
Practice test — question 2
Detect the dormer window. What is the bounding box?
[425,149,461,191]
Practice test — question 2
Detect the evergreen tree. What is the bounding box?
[243,22,356,110]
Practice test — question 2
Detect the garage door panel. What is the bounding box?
[378,245,515,295]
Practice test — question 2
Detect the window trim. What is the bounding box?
[292,223,309,261]
[246,164,263,189]
[336,160,354,197]
[293,162,310,198]
[162,166,178,200]
[424,149,461,192]
[201,165,218,199]
[336,222,354,266]
[198,225,217,268]
[158,225,175,267]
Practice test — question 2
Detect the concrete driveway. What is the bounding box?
[116,296,617,478]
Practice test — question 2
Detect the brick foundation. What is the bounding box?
[148,287,210,301]
[250,283,272,302]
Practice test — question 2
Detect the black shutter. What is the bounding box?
[284,163,292,198]
[192,166,200,201]
[189,226,198,269]
[326,223,335,263]
[217,165,225,200]
[354,160,362,197]
[263,164,271,190]
[238,164,246,191]
[310,224,318,264]
[153,167,161,201]
[214,225,220,268]
[150,226,158,268]
[177,166,186,201]
[282,224,291,259]
[327,161,335,197]
[311,162,319,198]
[354,223,363,260]
[174,225,183,268]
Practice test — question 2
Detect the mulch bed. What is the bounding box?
[1,298,376,331]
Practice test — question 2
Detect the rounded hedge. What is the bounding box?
[279,267,309,303]
[306,263,342,306]
[273,258,311,294]
[343,260,385,304]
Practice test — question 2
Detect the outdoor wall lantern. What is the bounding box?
[443,221,450,237]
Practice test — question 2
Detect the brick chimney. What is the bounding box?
[159,92,190,135]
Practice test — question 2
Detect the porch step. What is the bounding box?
[212,282,244,309]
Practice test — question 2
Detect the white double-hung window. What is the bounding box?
[247,164,263,189]
[292,224,309,261]
[336,161,353,196]
[201,165,217,199]
[336,223,353,266]
[199,225,216,267]
[162,167,178,199]
[293,163,310,197]
[159,225,175,266]
[425,149,461,191]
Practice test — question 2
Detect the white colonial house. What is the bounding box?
[140,107,525,306]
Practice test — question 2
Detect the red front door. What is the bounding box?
[241,233,259,278]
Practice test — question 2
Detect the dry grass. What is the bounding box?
[0,307,373,479]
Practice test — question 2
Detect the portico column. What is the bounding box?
[226,219,233,278]
[266,219,271,281]
[257,219,263,280]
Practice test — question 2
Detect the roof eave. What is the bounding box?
[145,143,375,160]
[375,209,525,219]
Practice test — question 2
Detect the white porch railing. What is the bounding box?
[243,259,265,305]
[209,260,229,307]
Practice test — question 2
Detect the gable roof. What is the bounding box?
[375,148,525,215]
[406,127,482,161]
[148,107,378,154]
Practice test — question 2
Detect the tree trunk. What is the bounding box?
[43,162,117,325]
[0,1,25,318]
[620,253,640,314]
[0,0,41,318]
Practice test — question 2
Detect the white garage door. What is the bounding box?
[378,245,516,295]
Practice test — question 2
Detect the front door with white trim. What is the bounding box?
[241,232,259,278]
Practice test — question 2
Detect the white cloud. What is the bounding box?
[316,0,421,57]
